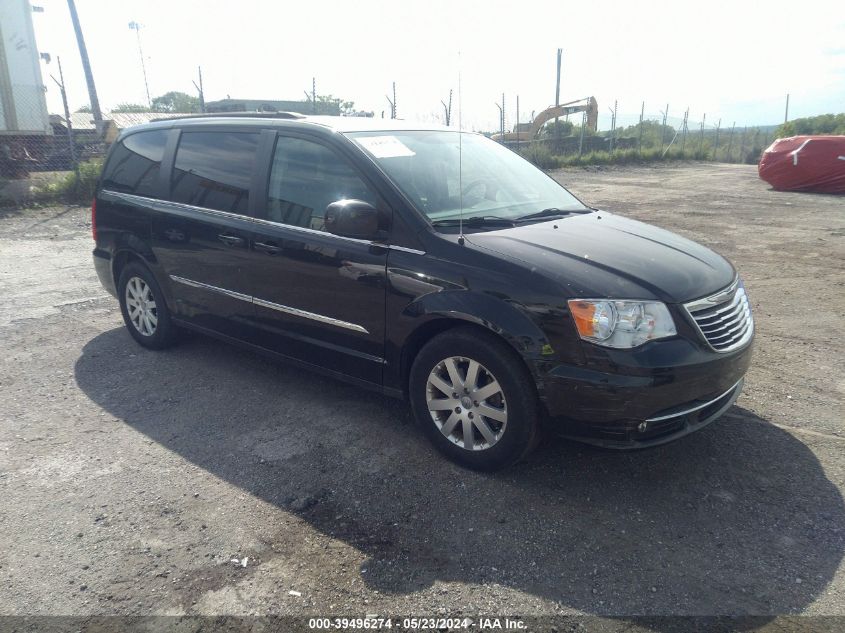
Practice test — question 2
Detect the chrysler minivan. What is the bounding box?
[92,113,753,470]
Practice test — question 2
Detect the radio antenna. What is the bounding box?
[458,51,464,245]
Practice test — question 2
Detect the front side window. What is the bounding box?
[267,136,377,231]
[101,129,168,197]
[170,131,260,215]
[347,131,587,223]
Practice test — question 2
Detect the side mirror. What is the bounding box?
[324,199,386,240]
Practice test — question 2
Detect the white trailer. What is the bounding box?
[0,0,51,135]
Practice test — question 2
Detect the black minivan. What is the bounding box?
[92,113,753,470]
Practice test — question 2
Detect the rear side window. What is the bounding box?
[101,130,168,197]
[170,131,260,215]
[267,136,377,230]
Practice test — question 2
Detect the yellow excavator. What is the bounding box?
[492,97,598,142]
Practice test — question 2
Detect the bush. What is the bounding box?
[776,113,845,138]
[518,144,560,169]
[34,158,103,204]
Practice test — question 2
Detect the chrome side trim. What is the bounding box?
[103,190,251,224]
[251,216,426,254]
[388,244,426,255]
[169,275,369,334]
[170,275,252,303]
[252,296,369,333]
[104,189,426,254]
[646,379,742,422]
[251,215,372,246]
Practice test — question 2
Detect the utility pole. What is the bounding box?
[681,108,689,152]
[192,66,205,113]
[555,48,562,150]
[128,21,151,107]
[784,93,790,124]
[638,101,645,154]
[502,93,506,139]
[516,94,520,150]
[660,103,669,153]
[441,89,452,126]
[494,102,503,142]
[393,82,397,119]
[726,122,736,162]
[699,113,706,156]
[50,57,77,173]
[67,0,102,127]
[713,118,721,160]
[578,110,586,156]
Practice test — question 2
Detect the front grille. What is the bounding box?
[684,280,754,352]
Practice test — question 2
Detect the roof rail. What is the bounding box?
[151,111,307,122]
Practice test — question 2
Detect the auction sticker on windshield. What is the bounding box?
[355,135,416,158]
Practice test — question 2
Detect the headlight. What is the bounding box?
[567,299,677,348]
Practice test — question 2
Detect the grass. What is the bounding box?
[519,133,766,169]
[31,158,103,204]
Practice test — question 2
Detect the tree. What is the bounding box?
[111,103,149,113]
[614,120,676,148]
[315,94,355,116]
[541,120,574,137]
[776,113,845,138]
[151,91,201,113]
[75,105,92,113]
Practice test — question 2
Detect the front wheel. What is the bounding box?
[409,327,539,470]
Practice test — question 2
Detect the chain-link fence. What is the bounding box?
[1,92,782,207]
[497,101,778,167]
[0,103,194,206]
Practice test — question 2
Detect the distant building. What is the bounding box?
[50,112,193,133]
[204,98,340,116]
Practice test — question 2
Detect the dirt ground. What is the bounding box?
[1,163,843,622]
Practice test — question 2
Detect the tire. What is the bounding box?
[117,261,179,350]
[409,326,540,471]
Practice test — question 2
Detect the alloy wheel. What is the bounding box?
[425,356,508,451]
[125,276,158,337]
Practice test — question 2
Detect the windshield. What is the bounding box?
[346,131,589,224]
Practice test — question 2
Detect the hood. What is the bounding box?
[465,212,735,303]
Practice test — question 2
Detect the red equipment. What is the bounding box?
[758,135,845,193]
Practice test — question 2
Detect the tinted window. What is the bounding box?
[101,130,168,196]
[348,131,587,221]
[267,136,376,230]
[170,131,260,215]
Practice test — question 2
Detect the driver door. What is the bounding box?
[244,133,388,385]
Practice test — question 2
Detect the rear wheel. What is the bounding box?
[117,261,178,350]
[409,327,539,470]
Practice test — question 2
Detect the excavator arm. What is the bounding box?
[492,96,598,142]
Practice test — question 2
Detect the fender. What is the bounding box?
[407,289,552,361]
[110,236,178,311]
[383,287,561,399]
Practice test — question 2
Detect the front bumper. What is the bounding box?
[538,337,753,448]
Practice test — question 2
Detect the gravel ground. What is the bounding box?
[0,163,843,621]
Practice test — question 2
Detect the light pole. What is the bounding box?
[128,21,151,108]
[67,0,102,127]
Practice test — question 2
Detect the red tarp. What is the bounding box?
[758,135,845,193]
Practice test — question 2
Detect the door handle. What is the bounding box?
[218,233,245,247]
[254,241,282,255]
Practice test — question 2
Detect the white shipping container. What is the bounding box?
[0,0,51,134]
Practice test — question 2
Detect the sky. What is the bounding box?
[28,0,845,132]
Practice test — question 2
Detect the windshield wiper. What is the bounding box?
[513,207,587,222]
[431,215,515,227]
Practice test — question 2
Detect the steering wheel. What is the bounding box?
[461,179,498,202]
